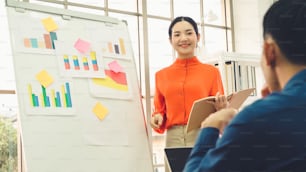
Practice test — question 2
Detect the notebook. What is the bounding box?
[186,88,256,133]
[164,147,192,172]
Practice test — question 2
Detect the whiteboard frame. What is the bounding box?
[6,0,120,24]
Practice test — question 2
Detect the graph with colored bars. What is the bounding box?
[108,38,126,55]
[103,38,130,58]
[23,32,57,49]
[28,82,72,108]
[63,51,99,71]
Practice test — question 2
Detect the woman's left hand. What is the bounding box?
[214,92,229,111]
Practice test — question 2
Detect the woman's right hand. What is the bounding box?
[150,113,163,129]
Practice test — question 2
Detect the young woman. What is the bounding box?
[150,16,227,148]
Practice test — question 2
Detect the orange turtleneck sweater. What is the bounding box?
[152,57,224,133]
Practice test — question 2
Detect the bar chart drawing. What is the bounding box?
[25,81,75,115]
[12,16,60,54]
[63,52,99,71]
[106,38,126,55]
[23,32,57,50]
[55,41,106,78]
[85,22,132,60]
[101,37,132,60]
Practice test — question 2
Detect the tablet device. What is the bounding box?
[164,147,192,172]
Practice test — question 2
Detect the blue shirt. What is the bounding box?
[184,69,306,172]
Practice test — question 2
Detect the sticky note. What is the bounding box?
[105,70,127,85]
[93,102,109,121]
[74,38,91,54]
[41,17,58,32]
[108,60,123,73]
[35,70,54,88]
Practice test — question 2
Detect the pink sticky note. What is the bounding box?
[74,38,91,54]
[108,60,123,73]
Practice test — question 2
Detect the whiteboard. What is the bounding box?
[6,0,153,171]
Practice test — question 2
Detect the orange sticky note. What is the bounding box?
[93,102,109,121]
[35,70,54,88]
[41,17,58,32]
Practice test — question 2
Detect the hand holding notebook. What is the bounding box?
[186,88,256,133]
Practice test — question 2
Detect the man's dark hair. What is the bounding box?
[263,0,306,65]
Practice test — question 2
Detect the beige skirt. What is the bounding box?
[165,125,200,147]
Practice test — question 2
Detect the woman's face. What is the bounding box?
[170,21,200,58]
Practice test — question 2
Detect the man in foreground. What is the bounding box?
[184,0,306,171]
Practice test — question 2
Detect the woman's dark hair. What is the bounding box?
[263,0,306,64]
[168,16,199,38]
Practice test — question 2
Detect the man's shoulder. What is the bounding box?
[233,97,281,121]
[235,93,306,122]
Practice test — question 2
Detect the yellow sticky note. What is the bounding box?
[35,70,54,88]
[41,17,58,32]
[93,102,109,121]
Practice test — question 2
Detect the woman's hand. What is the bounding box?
[214,92,229,111]
[150,113,164,129]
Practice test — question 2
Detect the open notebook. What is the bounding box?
[164,147,192,172]
[186,88,256,133]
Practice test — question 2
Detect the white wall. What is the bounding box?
[232,0,274,54]
[231,0,275,97]
[0,0,18,116]
[0,0,15,90]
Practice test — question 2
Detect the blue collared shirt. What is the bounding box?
[184,69,306,172]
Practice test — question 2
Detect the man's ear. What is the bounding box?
[263,40,276,67]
